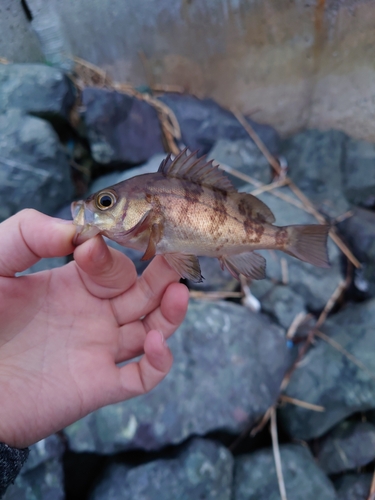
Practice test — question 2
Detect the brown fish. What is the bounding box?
[71,149,330,282]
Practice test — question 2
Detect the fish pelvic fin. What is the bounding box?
[219,252,266,280]
[164,253,204,283]
[158,149,236,193]
[284,224,330,268]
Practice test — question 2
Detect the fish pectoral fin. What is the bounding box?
[141,223,163,261]
[163,253,203,283]
[219,252,266,280]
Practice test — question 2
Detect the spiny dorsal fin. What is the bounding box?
[233,192,276,224]
[158,149,236,192]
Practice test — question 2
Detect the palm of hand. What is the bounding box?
[0,210,188,448]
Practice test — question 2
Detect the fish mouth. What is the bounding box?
[71,201,101,245]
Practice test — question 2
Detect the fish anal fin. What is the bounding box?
[220,252,266,280]
[158,149,236,193]
[285,224,330,268]
[163,253,203,283]
[233,192,275,224]
[141,222,163,261]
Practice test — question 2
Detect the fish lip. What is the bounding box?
[71,201,101,245]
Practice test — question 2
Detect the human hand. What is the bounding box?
[0,209,189,448]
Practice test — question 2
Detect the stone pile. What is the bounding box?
[2,63,375,500]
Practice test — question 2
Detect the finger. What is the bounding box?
[115,282,189,362]
[111,255,181,325]
[111,329,173,403]
[0,209,76,277]
[74,235,138,299]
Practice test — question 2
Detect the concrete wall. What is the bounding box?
[3,0,375,142]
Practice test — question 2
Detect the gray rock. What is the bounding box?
[3,435,65,500]
[0,109,73,222]
[342,137,375,207]
[82,88,165,165]
[334,473,373,500]
[88,153,166,194]
[17,257,68,276]
[188,256,237,292]
[159,93,280,156]
[316,420,375,474]
[280,298,375,440]
[250,279,307,329]
[90,438,233,500]
[252,187,343,311]
[208,138,272,187]
[281,129,349,219]
[233,444,337,500]
[0,64,75,119]
[338,207,375,297]
[65,301,290,453]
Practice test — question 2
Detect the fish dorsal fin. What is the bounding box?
[234,192,276,224]
[158,149,236,192]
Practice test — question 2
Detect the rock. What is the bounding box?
[281,130,349,219]
[158,93,280,156]
[250,279,307,330]
[90,438,233,500]
[81,88,165,165]
[17,257,68,276]
[64,300,290,453]
[3,435,65,500]
[338,207,375,297]
[0,109,73,222]
[280,298,375,440]
[253,187,343,311]
[188,256,237,292]
[316,420,375,474]
[233,444,337,500]
[208,138,272,187]
[88,153,166,194]
[334,473,373,500]
[342,137,375,207]
[0,63,75,120]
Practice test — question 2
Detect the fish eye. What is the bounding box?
[96,191,116,210]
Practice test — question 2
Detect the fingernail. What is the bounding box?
[91,238,108,263]
[56,218,74,225]
[158,330,165,345]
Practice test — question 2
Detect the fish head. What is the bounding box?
[71,187,127,245]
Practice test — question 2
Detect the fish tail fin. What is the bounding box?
[284,224,330,268]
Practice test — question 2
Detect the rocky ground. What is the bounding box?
[1,62,375,500]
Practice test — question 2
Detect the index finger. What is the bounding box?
[0,209,76,277]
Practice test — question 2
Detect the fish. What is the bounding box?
[71,149,330,282]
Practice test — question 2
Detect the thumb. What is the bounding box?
[0,209,76,277]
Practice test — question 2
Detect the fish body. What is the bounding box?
[72,150,330,282]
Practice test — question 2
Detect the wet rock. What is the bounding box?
[18,257,68,276]
[334,473,372,500]
[281,129,349,219]
[316,420,375,474]
[0,63,75,120]
[88,153,165,194]
[64,301,290,453]
[338,207,375,297]
[90,438,233,500]
[233,444,337,500]
[250,279,307,329]
[208,138,272,187]
[3,435,65,500]
[280,298,375,440]
[342,137,375,207]
[253,187,342,311]
[159,93,280,156]
[0,109,73,222]
[82,88,164,165]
